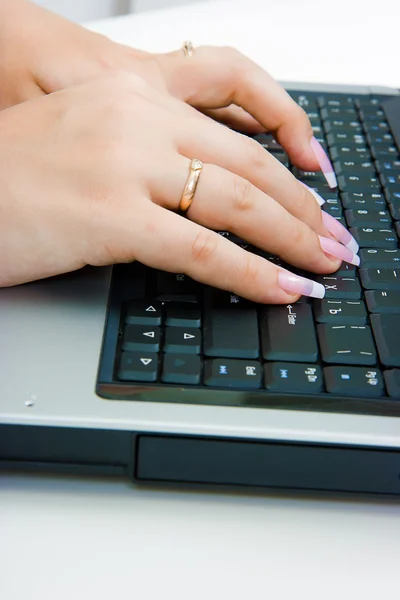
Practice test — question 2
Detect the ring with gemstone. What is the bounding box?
[182,41,194,57]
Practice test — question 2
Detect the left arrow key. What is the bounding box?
[122,325,161,352]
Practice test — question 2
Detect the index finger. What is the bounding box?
[161,45,337,184]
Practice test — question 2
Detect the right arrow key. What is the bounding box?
[164,327,201,354]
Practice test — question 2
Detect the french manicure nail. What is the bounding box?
[310,137,337,188]
[278,270,325,299]
[321,211,359,253]
[300,182,325,206]
[319,236,360,266]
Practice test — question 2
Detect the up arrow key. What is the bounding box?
[145,305,156,312]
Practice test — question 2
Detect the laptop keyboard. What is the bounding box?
[97,89,400,414]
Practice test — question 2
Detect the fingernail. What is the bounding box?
[319,236,360,266]
[321,211,359,253]
[310,137,337,188]
[300,182,325,206]
[278,270,325,299]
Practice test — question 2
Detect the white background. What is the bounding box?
[31,0,204,21]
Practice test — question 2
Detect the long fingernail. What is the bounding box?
[310,137,337,188]
[319,236,360,266]
[278,270,325,299]
[300,182,325,206]
[321,211,359,253]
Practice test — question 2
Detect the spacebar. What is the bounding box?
[382,96,400,152]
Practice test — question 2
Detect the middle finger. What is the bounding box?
[150,155,359,273]
[174,113,359,253]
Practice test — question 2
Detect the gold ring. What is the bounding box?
[182,41,194,57]
[179,159,203,213]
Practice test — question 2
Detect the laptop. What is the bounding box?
[1,82,400,498]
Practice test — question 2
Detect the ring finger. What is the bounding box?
[149,155,360,273]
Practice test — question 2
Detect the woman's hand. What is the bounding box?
[0,74,359,301]
[0,0,335,180]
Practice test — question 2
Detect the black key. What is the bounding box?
[370,145,399,160]
[117,351,158,382]
[364,121,390,134]
[260,303,318,362]
[161,353,201,385]
[334,160,375,176]
[381,173,400,187]
[360,268,400,291]
[359,106,385,120]
[314,299,367,324]
[125,300,162,326]
[383,370,400,398]
[370,314,400,366]
[327,132,366,146]
[254,133,283,152]
[388,199,400,220]
[313,276,362,299]
[165,302,201,327]
[318,95,354,108]
[156,272,200,297]
[122,325,161,352]
[324,120,363,134]
[365,290,400,314]
[322,204,343,219]
[375,159,400,174]
[385,188,400,221]
[338,174,381,191]
[264,363,323,393]
[318,324,377,365]
[345,209,391,228]
[292,168,326,184]
[289,92,317,109]
[203,307,259,359]
[324,366,384,397]
[382,97,400,158]
[332,263,357,277]
[321,107,357,120]
[204,359,261,389]
[360,248,400,268]
[350,227,397,249]
[164,327,201,354]
[330,145,371,162]
[367,132,394,146]
[341,191,386,210]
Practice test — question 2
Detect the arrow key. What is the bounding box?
[122,325,160,352]
[162,354,201,385]
[164,327,201,354]
[117,351,158,382]
[125,300,162,326]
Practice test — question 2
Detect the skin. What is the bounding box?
[0,0,344,300]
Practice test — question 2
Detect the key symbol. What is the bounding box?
[140,358,152,366]
[280,369,288,379]
[341,374,351,380]
[329,308,342,315]
[219,365,228,375]
[145,305,156,312]
[246,366,256,376]
[143,331,155,338]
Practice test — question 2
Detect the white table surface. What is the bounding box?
[2,1,400,599]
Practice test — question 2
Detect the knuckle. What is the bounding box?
[190,229,218,266]
[244,137,268,172]
[239,252,261,288]
[231,175,254,213]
